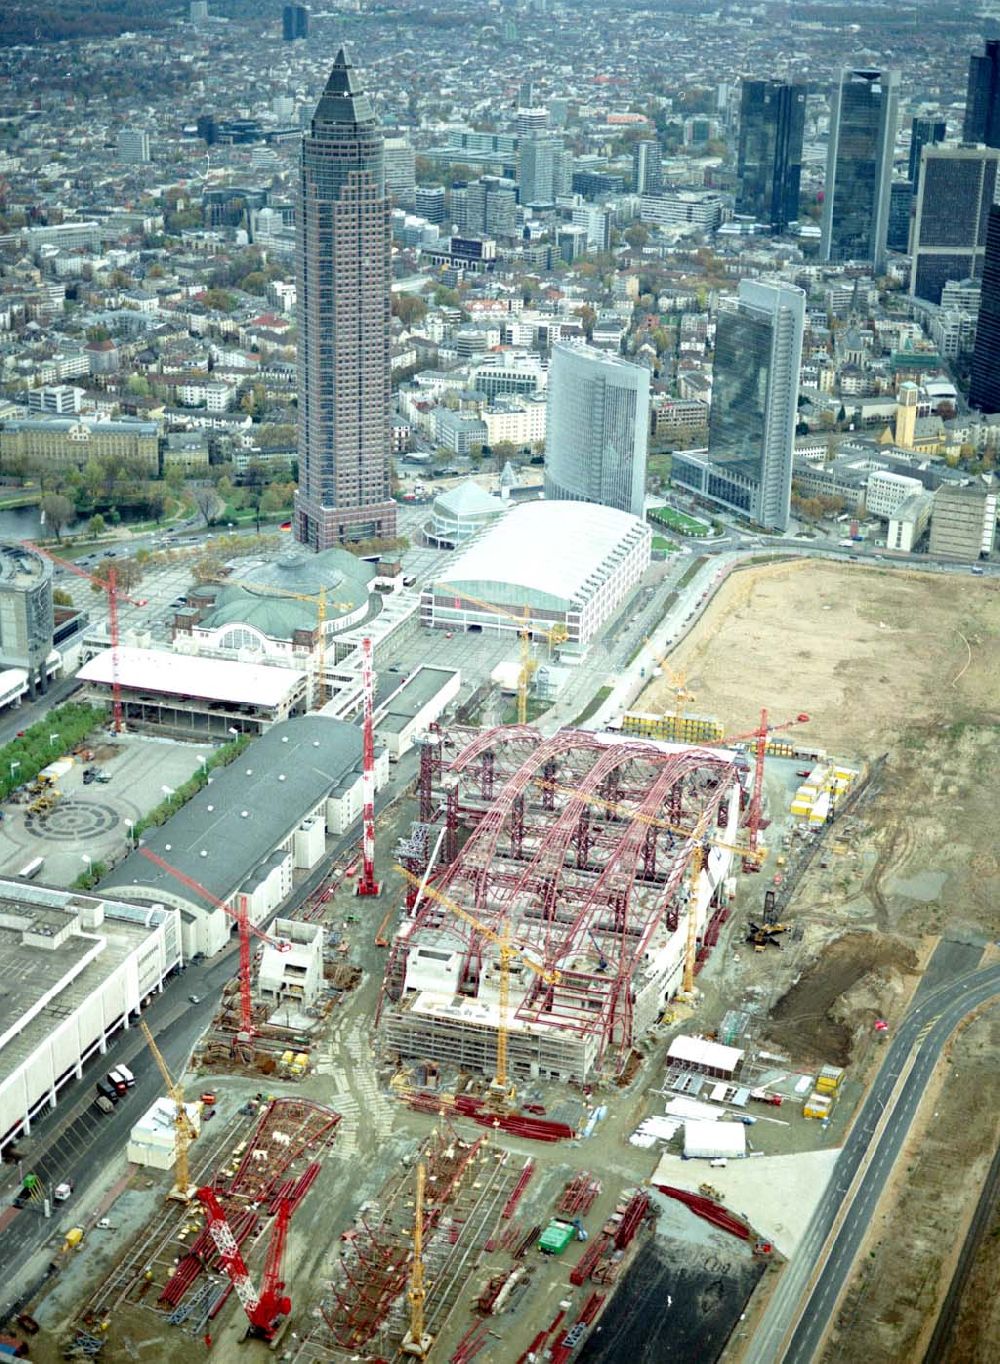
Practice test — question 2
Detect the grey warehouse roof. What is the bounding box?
[99,715,363,916]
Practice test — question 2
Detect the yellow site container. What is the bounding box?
[803,1093,832,1119]
[817,1064,843,1092]
[281,1050,295,1066]
[294,1052,309,1069]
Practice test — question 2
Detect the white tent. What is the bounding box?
[683,1120,746,1160]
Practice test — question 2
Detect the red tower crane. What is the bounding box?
[139,847,290,1036]
[196,1187,292,1340]
[720,709,810,869]
[30,542,146,733]
[356,635,380,897]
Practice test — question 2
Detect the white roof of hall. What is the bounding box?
[78,646,304,708]
[437,500,647,607]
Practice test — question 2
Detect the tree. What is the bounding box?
[53,587,74,607]
[41,493,75,541]
[191,484,223,526]
[624,224,650,250]
[392,293,428,328]
[87,513,106,539]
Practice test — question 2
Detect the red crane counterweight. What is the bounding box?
[356,635,380,897]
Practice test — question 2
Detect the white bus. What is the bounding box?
[18,855,44,880]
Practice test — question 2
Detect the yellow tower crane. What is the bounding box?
[402,1160,433,1358]
[140,1021,197,1201]
[397,866,561,1108]
[436,585,568,725]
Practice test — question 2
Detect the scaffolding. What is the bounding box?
[380,724,744,1080]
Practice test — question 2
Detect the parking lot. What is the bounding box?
[0,734,208,886]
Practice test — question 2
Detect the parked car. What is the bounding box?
[94,1095,114,1115]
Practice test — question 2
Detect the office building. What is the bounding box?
[294,47,396,549]
[544,342,650,519]
[821,68,900,271]
[633,139,663,195]
[970,204,1000,414]
[887,179,913,253]
[908,116,946,191]
[640,191,726,232]
[673,280,805,531]
[415,185,446,224]
[282,3,308,41]
[384,135,416,208]
[515,107,549,139]
[572,204,612,253]
[0,543,53,699]
[519,135,571,206]
[736,79,806,231]
[910,145,999,304]
[964,40,1000,147]
[116,128,150,164]
[928,484,998,560]
[465,176,518,239]
[189,0,208,22]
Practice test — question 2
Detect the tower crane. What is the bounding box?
[715,709,810,867]
[435,585,566,725]
[140,1021,197,1200]
[196,1187,293,1341]
[30,542,147,733]
[397,865,560,1107]
[139,848,291,1039]
[401,1160,432,1358]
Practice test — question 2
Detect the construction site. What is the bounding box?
[2,557,997,1364]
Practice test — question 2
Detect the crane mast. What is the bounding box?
[402,1160,432,1357]
[139,1021,195,1200]
[356,636,380,897]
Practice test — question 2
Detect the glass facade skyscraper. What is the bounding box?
[908,116,946,192]
[736,79,806,232]
[821,68,900,271]
[294,48,396,549]
[964,41,1000,148]
[544,343,650,520]
[969,205,1000,414]
[672,281,805,531]
[910,145,1000,304]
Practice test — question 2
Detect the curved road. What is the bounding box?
[743,962,1000,1364]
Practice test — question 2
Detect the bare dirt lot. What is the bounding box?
[640,560,1000,756]
[822,1004,1000,1364]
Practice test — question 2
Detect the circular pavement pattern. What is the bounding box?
[24,799,120,842]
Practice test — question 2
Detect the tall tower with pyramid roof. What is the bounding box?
[294,48,397,549]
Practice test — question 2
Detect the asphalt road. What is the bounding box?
[744,955,1000,1364]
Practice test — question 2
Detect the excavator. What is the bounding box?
[745,919,787,952]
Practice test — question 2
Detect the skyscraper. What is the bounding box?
[910,144,999,304]
[969,205,1000,414]
[735,79,806,232]
[282,3,308,41]
[963,40,1000,147]
[908,116,945,191]
[544,343,650,520]
[519,135,571,206]
[673,281,804,531]
[117,128,150,164]
[633,140,663,196]
[294,48,396,549]
[821,67,900,271]
[887,179,913,253]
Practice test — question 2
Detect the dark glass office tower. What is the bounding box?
[964,41,1000,147]
[701,281,805,531]
[821,68,900,271]
[736,79,806,231]
[969,205,1000,414]
[282,3,308,41]
[294,48,396,549]
[910,145,999,303]
[908,116,945,192]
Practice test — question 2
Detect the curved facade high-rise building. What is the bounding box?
[544,343,650,520]
[294,48,396,550]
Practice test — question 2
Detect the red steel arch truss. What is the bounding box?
[382,725,742,1073]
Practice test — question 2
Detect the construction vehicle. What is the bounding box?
[401,1160,432,1357]
[140,1020,197,1200]
[196,1187,293,1341]
[397,866,561,1110]
[745,920,787,952]
[30,542,147,733]
[140,849,290,1039]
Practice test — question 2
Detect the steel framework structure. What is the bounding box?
[380,725,743,1075]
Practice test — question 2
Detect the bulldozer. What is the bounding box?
[745,919,787,952]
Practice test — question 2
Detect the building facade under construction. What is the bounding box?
[378,724,747,1084]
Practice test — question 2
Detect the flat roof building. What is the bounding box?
[0,884,181,1155]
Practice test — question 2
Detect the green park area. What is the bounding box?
[648,504,711,537]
